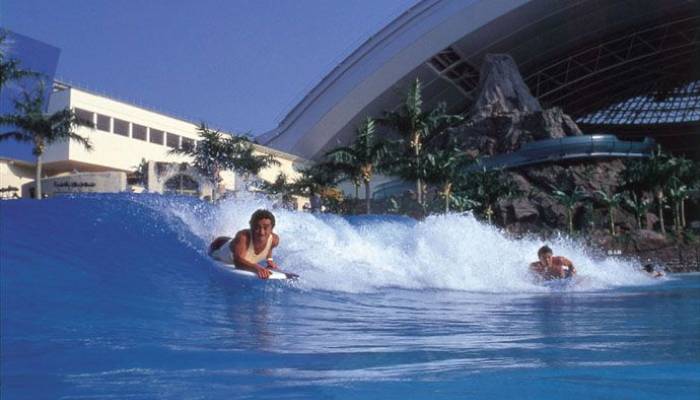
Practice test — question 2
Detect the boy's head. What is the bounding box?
[537,245,553,266]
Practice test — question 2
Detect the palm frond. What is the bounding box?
[0,131,32,143]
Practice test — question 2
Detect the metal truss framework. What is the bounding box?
[578,79,700,125]
[427,46,480,99]
[523,15,699,120]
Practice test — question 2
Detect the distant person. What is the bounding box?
[642,263,665,278]
[209,209,279,279]
[530,245,577,280]
[310,194,322,213]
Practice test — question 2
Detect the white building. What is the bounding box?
[0,82,307,201]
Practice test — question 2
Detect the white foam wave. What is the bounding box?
[154,195,659,293]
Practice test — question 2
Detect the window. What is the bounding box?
[150,128,164,145]
[74,108,93,126]
[181,137,195,151]
[164,174,200,196]
[132,124,147,141]
[96,114,111,132]
[166,133,180,148]
[113,118,129,136]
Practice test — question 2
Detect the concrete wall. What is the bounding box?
[58,88,199,172]
[25,171,127,197]
[0,159,35,198]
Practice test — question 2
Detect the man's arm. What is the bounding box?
[530,262,545,278]
[265,234,280,269]
[553,256,575,277]
[562,257,576,275]
[232,231,271,279]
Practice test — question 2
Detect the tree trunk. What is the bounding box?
[211,167,219,202]
[355,183,359,200]
[567,208,573,235]
[633,193,642,230]
[681,198,686,228]
[443,182,452,213]
[609,207,615,236]
[35,153,43,200]
[413,133,422,206]
[636,211,642,230]
[211,182,218,202]
[364,180,371,214]
[657,191,665,234]
[416,179,422,205]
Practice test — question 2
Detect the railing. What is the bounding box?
[467,134,656,171]
[372,181,415,200]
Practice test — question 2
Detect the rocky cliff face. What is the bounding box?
[449,56,650,241]
[469,54,543,117]
[439,53,625,232]
[499,159,638,232]
[451,54,582,155]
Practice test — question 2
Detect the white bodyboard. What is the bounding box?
[214,261,298,280]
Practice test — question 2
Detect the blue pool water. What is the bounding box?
[1,195,699,399]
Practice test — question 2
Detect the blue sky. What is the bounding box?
[1,0,417,136]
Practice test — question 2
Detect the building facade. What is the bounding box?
[1,82,307,202]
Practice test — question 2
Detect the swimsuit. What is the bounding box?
[211,233,273,264]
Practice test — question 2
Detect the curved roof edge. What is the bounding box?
[271,0,442,131]
[260,0,530,157]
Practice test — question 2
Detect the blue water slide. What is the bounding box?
[468,134,656,171]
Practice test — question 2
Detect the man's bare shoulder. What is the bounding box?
[272,233,280,247]
[233,229,250,243]
[555,256,573,266]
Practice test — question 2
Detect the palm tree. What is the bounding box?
[551,186,587,235]
[622,191,652,230]
[230,140,280,183]
[0,31,39,90]
[0,86,93,199]
[456,166,519,224]
[170,123,228,200]
[322,160,362,201]
[622,149,676,234]
[170,122,278,200]
[325,117,387,214]
[643,149,676,234]
[258,172,297,208]
[666,176,689,234]
[668,156,698,229]
[128,158,149,186]
[423,139,472,213]
[292,162,344,210]
[449,193,481,214]
[379,78,462,206]
[595,189,623,236]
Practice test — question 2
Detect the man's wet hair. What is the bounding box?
[250,209,275,228]
[537,245,553,256]
[643,264,655,273]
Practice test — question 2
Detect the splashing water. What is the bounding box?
[138,194,655,293]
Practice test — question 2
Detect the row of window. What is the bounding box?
[74,108,196,151]
[578,81,700,125]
